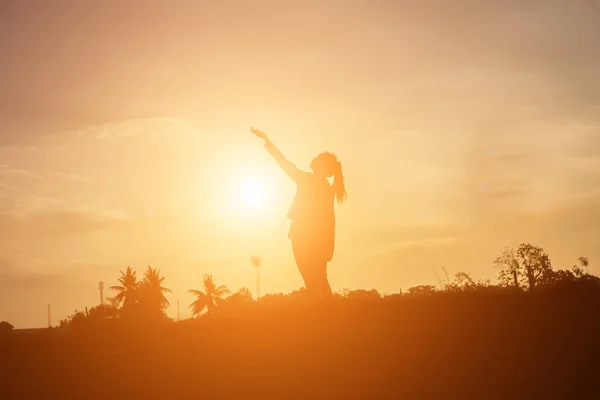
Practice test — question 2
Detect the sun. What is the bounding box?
[210,163,281,221]
[239,177,268,209]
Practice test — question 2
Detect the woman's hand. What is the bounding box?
[250,127,270,143]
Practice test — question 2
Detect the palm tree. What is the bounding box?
[189,273,230,317]
[141,266,172,311]
[110,266,139,309]
[105,296,119,308]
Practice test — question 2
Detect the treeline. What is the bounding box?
[0,242,597,332]
[19,241,593,332]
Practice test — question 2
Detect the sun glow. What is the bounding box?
[240,177,267,209]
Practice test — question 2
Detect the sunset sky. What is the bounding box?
[1,0,599,328]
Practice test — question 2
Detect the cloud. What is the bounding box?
[480,180,535,200]
[345,220,465,252]
[1,167,91,184]
[0,261,68,291]
[564,124,600,159]
[12,210,129,235]
[0,165,42,180]
[81,117,201,141]
[6,196,64,216]
[2,0,599,147]
[0,196,133,243]
[53,172,91,183]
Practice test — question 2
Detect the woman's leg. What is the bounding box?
[292,237,319,298]
[314,261,332,299]
[291,225,331,300]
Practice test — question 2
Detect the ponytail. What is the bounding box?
[332,161,347,204]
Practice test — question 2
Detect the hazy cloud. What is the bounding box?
[53,172,91,183]
[1,0,599,144]
[0,262,68,291]
[78,117,201,141]
[0,165,42,180]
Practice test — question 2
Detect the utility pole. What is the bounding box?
[251,256,262,301]
[47,304,51,327]
[257,267,260,301]
[99,281,104,305]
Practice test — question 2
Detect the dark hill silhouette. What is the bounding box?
[2,280,600,399]
[2,246,599,399]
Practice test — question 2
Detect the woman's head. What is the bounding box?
[310,152,338,178]
[311,152,347,204]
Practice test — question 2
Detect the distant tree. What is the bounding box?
[573,256,589,278]
[406,285,437,296]
[259,292,287,305]
[516,243,552,291]
[542,257,600,289]
[494,248,520,289]
[59,310,87,329]
[574,257,600,285]
[494,243,552,291]
[445,272,483,292]
[224,287,254,310]
[237,287,253,299]
[105,297,119,308]
[87,304,118,320]
[189,274,231,317]
[342,289,381,299]
[139,266,172,316]
[57,304,118,330]
[540,269,576,286]
[0,321,14,336]
[226,287,254,307]
[110,266,139,309]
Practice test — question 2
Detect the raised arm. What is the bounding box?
[250,127,306,182]
[264,141,306,182]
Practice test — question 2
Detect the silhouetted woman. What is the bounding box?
[250,127,347,299]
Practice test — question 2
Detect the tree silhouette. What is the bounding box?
[0,321,13,336]
[58,310,87,329]
[87,304,118,320]
[58,304,118,329]
[494,243,552,291]
[105,296,119,308]
[406,285,437,296]
[238,286,253,299]
[225,287,254,308]
[140,266,171,313]
[445,271,491,292]
[573,256,590,278]
[494,247,520,289]
[516,243,552,291]
[110,266,139,309]
[189,274,231,317]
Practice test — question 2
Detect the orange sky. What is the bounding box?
[1,0,600,328]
